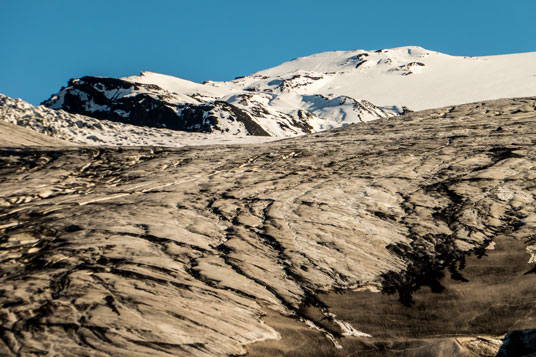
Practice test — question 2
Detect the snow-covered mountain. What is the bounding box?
[40,46,536,137]
[42,75,391,137]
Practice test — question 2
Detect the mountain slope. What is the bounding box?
[0,121,71,147]
[42,46,536,137]
[0,94,276,147]
[1,97,535,356]
[247,46,536,110]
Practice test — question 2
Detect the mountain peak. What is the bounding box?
[41,46,536,137]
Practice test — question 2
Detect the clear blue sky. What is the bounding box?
[1,0,535,105]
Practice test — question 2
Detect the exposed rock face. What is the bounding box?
[42,77,272,136]
[1,97,536,356]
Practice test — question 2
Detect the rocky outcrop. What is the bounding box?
[42,77,270,136]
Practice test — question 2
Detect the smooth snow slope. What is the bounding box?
[127,46,536,112]
[227,46,536,111]
[0,121,71,147]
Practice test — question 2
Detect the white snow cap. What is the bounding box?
[123,46,536,111]
[38,46,536,142]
